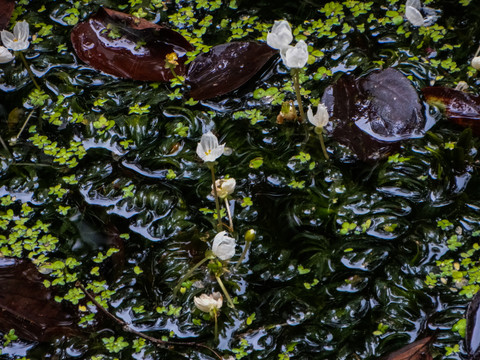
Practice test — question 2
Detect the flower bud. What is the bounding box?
[472,57,480,70]
[212,178,236,199]
[245,229,256,243]
[194,292,223,313]
[212,231,236,261]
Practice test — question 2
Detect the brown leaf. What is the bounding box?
[0,0,15,30]
[422,86,480,135]
[465,290,480,359]
[0,258,80,342]
[71,7,193,81]
[382,337,434,360]
[322,68,426,161]
[186,41,277,100]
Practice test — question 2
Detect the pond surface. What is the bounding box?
[1,0,480,359]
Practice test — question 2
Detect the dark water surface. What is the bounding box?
[1,0,480,359]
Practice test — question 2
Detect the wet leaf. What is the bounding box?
[0,258,80,342]
[422,86,480,135]
[382,336,434,360]
[71,7,193,81]
[322,68,426,161]
[465,290,480,358]
[0,0,14,30]
[186,41,277,100]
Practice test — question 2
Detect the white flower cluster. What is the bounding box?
[266,20,308,69]
[0,21,29,63]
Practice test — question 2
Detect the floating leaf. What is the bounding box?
[0,258,80,342]
[71,7,193,81]
[0,0,14,30]
[422,86,480,135]
[466,290,480,359]
[322,68,427,161]
[381,336,434,360]
[186,42,277,100]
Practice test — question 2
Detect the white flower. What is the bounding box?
[1,21,29,51]
[266,20,293,50]
[405,0,438,27]
[0,46,14,63]
[281,40,309,69]
[307,104,329,128]
[472,57,480,70]
[196,131,225,162]
[212,178,236,199]
[194,292,223,313]
[212,231,236,261]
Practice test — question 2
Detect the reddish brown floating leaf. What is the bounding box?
[0,258,80,342]
[186,41,277,100]
[322,68,427,161]
[0,0,15,30]
[466,291,480,359]
[422,86,480,135]
[381,337,434,360]
[71,7,193,81]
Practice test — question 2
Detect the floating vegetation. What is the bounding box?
[2,0,480,359]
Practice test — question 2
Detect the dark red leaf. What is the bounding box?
[422,86,480,135]
[71,7,193,81]
[0,0,15,30]
[322,68,426,161]
[466,291,480,359]
[186,41,277,100]
[0,258,81,342]
[381,337,434,360]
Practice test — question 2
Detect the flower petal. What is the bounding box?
[0,46,14,63]
[1,30,15,49]
[406,0,422,10]
[13,21,29,44]
[283,40,308,68]
[405,6,425,26]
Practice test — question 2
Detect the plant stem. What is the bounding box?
[315,127,329,160]
[234,240,251,270]
[292,68,305,122]
[18,52,40,90]
[475,44,480,58]
[208,162,223,231]
[215,275,235,309]
[213,307,218,341]
[11,109,35,145]
[173,256,211,296]
[224,198,233,232]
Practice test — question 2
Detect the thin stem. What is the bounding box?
[475,43,480,58]
[208,162,223,231]
[173,256,211,296]
[315,127,329,160]
[0,134,10,156]
[215,275,235,309]
[213,307,218,341]
[224,198,233,232]
[76,282,223,360]
[235,241,251,270]
[11,109,35,145]
[18,52,40,90]
[292,69,305,122]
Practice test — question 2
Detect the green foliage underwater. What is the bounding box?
[1,0,480,359]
